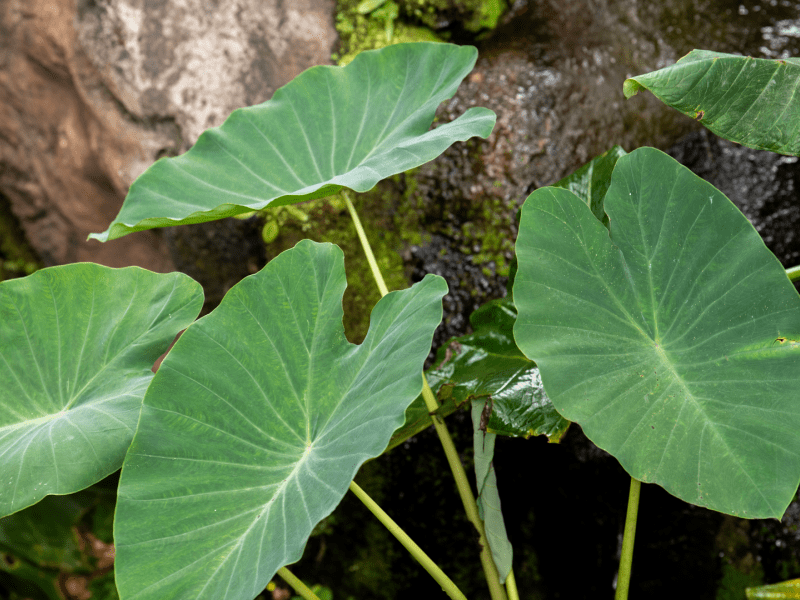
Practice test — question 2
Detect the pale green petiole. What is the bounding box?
[342,190,509,600]
[505,567,520,600]
[615,477,641,600]
[349,481,467,600]
[343,190,389,297]
[277,567,322,600]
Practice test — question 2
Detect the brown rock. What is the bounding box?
[0,0,337,271]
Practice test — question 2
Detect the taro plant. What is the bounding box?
[3,40,800,600]
[2,42,523,600]
[510,50,800,598]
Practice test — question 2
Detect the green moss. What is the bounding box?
[335,0,442,65]
[335,0,507,65]
[260,192,408,344]
[715,517,766,600]
[716,563,764,600]
[0,193,40,281]
[401,0,507,32]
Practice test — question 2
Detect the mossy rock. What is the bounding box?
[0,193,40,281]
[335,0,507,65]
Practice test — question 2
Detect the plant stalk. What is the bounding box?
[277,567,321,600]
[422,382,507,600]
[787,265,800,282]
[505,568,520,600]
[615,477,641,600]
[349,481,468,600]
[343,190,508,600]
[344,191,389,297]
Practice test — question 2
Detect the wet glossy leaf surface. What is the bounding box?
[387,298,569,451]
[514,147,800,518]
[624,50,800,156]
[114,240,446,600]
[91,43,495,242]
[0,265,202,518]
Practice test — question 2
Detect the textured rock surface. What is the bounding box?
[0,0,336,271]
[669,128,800,270]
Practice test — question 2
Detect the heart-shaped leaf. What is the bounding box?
[114,240,447,600]
[624,50,800,156]
[90,42,496,242]
[513,147,800,518]
[0,265,202,518]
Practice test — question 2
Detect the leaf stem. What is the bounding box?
[277,567,321,600]
[343,190,389,297]
[505,568,519,600]
[349,481,468,600]
[787,265,800,282]
[424,381,508,600]
[343,190,508,600]
[615,477,641,600]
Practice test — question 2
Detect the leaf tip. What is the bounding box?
[87,230,110,243]
[622,78,643,99]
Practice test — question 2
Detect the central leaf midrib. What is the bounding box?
[647,339,752,498]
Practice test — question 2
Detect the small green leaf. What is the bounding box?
[514,147,800,518]
[90,43,496,242]
[387,298,569,451]
[114,240,447,600]
[471,400,513,583]
[0,264,202,518]
[624,50,800,156]
[357,0,387,14]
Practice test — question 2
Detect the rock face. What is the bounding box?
[0,0,336,271]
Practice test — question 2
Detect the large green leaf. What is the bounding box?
[513,147,800,518]
[624,50,800,156]
[90,42,496,242]
[114,240,447,600]
[0,264,202,518]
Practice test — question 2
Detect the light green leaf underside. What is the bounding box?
[624,50,800,156]
[90,42,496,242]
[114,240,447,600]
[746,578,800,599]
[513,147,800,518]
[471,400,512,583]
[0,264,202,518]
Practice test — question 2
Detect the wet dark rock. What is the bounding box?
[163,216,267,312]
[386,3,800,598]
[669,128,800,270]
[0,0,336,272]
[410,234,506,365]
